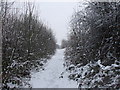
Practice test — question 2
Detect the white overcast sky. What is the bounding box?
[35,2,79,44]
[11,0,113,44]
[12,1,82,44]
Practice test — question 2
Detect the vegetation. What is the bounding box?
[61,39,68,49]
[65,1,120,88]
[1,1,56,89]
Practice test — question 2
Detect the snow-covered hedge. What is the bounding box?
[66,60,120,88]
[2,2,56,89]
[65,2,120,88]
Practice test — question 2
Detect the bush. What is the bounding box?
[65,1,120,88]
[2,2,56,88]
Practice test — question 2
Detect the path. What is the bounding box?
[29,49,78,88]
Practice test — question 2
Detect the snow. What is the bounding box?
[97,60,105,69]
[7,82,18,88]
[29,49,78,88]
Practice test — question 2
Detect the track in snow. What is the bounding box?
[30,49,78,88]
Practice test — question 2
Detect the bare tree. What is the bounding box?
[2,1,56,89]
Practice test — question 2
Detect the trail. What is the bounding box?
[30,49,78,88]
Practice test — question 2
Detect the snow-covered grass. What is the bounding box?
[29,49,78,88]
[66,60,120,88]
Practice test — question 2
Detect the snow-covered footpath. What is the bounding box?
[29,49,78,88]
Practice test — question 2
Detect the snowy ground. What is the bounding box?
[29,49,78,88]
